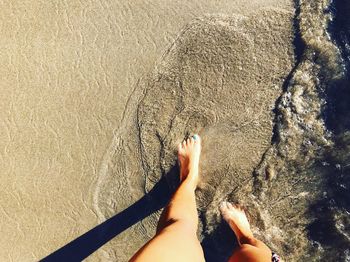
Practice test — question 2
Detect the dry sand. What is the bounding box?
[0,0,293,261]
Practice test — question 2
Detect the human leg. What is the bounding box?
[130,135,204,262]
[220,202,272,262]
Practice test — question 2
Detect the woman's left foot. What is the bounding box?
[177,134,201,188]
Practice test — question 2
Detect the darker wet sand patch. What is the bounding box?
[94,9,294,261]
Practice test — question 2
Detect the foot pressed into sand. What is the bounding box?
[220,201,255,245]
[177,134,201,188]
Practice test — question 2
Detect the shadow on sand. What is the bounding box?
[42,164,237,262]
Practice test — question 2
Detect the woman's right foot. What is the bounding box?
[177,134,201,188]
[220,201,254,244]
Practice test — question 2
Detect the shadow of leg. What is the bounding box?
[42,166,179,262]
[201,220,238,262]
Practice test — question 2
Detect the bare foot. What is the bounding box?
[220,201,254,244]
[177,134,201,188]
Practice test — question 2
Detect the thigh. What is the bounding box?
[229,244,271,262]
[131,222,205,262]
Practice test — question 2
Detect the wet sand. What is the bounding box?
[1,0,298,261]
[94,9,294,261]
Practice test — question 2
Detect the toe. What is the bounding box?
[182,140,187,147]
[220,201,226,211]
[193,134,200,142]
[236,204,244,211]
[220,201,228,212]
[233,204,241,210]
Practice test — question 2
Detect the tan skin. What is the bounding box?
[130,134,272,262]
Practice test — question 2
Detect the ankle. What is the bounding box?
[238,235,257,246]
[181,175,197,190]
[234,230,255,246]
[229,223,254,243]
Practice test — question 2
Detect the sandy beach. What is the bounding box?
[2,0,349,261]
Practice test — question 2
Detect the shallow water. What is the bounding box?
[306,0,350,260]
[251,0,350,260]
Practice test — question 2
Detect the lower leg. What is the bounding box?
[156,177,198,233]
[157,135,201,233]
[131,135,204,262]
[220,202,272,262]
